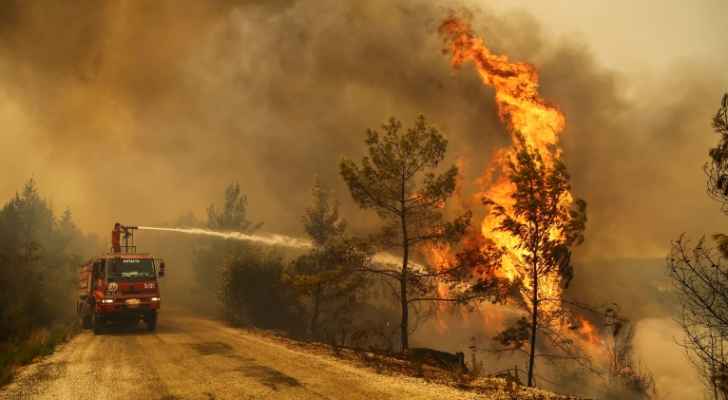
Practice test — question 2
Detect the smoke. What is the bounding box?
[0,0,723,259]
[0,0,725,396]
[632,318,704,399]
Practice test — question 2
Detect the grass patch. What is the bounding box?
[0,321,79,387]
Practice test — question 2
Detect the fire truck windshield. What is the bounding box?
[107,258,156,281]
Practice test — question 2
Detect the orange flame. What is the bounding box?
[439,18,565,161]
[427,15,604,352]
[575,316,602,346]
[438,16,571,311]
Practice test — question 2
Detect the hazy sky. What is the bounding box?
[0,0,726,259]
[489,0,728,74]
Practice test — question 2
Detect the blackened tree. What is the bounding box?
[669,93,728,399]
[668,235,728,399]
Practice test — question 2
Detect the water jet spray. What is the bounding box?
[137,226,410,267]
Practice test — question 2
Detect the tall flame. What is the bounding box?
[438,16,569,307]
[432,16,598,347]
[439,18,565,160]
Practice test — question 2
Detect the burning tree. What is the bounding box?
[486,141,587,387]
[340,115,470,352]
[438,16,591,387]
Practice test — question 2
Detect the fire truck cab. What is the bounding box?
[77,225,166,334]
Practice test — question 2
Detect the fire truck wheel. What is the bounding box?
[146,312,157,332]
[92,312,104,335]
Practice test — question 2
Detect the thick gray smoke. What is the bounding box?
[0,0,724,259]
[0,0,723,257]
[0,0,724,396]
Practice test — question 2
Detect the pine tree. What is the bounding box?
[340,115,470,351]
[486,141,587,386]
[288,178,366,340]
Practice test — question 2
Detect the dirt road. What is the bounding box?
[0,310,480,400]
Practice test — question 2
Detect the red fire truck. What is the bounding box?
[77,224,166,334]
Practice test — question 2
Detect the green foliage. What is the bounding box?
[287,241,369,339]
[340,115,470,351]
[220,246,305,335]
[194,182,262,300]
[0,179,96,342]
[0,321,78,387]
[206,182,262,232]
[706,93,728,211]
[195,182,312,336]
[288,179,369,340]
[302,179,346,247]
[340,115,469,248]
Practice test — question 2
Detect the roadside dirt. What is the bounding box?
[0,310,581,400]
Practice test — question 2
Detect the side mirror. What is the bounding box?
[158,261,166,278]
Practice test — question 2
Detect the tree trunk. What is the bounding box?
[527,260,538,387]
[399,218,410,352]
[399,168,409,353]
[400,271,408,352]
[310,284,321,340]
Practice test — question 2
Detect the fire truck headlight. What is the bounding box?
[101,298,114,304]
[151,297,160,302]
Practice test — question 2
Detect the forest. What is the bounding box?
[0,2,725,399]
[2,95,726,398]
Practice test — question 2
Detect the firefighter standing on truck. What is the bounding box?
[112,222,122,253]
